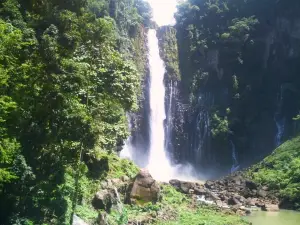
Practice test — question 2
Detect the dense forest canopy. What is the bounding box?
[0,0,151,224]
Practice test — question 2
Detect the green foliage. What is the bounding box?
[160,184,189,206]
[108,208,129,225]
[96,151,139,179]
[247,136,300,209]
[0,0,150,224]
[157,26,181,80]
[211,113,230,140]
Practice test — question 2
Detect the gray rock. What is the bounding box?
[121,175,130,182]
[246,198,257,206]
[257,189,268,198]
[262,204,279,212]
[97,212,108,225]
[193,187,207,196]
[169,179,195,194]
[92,189,118,212]
[73,215,89,225]
[205,180,215,189]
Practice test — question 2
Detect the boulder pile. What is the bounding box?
[169,172,280,215]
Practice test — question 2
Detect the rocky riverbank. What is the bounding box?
[73,168,251,225]
[169,171,280,216]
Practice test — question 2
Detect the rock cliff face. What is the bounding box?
[161,0,300,176]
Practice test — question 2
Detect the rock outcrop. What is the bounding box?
[127,169,160,205]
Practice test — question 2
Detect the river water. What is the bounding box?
[246,210,300,225]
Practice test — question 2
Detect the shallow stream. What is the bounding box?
[246,210,300,225]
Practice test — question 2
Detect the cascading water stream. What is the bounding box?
[230,141,240,173]
[274,86,285,147]
[120,114,133,160]
[146,29,173,181]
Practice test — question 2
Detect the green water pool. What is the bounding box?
[246,210,300,225]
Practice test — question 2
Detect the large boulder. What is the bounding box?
[127,169,160,205]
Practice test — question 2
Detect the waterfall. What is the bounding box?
[192,93,213,166]
[165,80,175,155]
[120,1,198,181]
[274,87,285,147]
[147,29,173,180]
[120,114,133,160]
[230,141,240,173]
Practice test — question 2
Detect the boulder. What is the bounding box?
[193,187,207,196]
[257,189,268,198]
[228,196,240,205]
[262,204,279,212]
[205,180,215,189]
[246,198,257,206]
[121,175,130,182]
[128,169,160,205]
[92,189,118,212]
[169,179,195,194]
[245,180,257,190]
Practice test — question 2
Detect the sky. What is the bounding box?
[147,0,178,26]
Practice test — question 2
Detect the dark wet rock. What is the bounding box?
[169,179,204,194]
[245,180,257,190]
[228,196,240,205]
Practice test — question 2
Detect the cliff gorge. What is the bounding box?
[156,0,300,175]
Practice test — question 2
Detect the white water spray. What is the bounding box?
[147,29,173,181]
